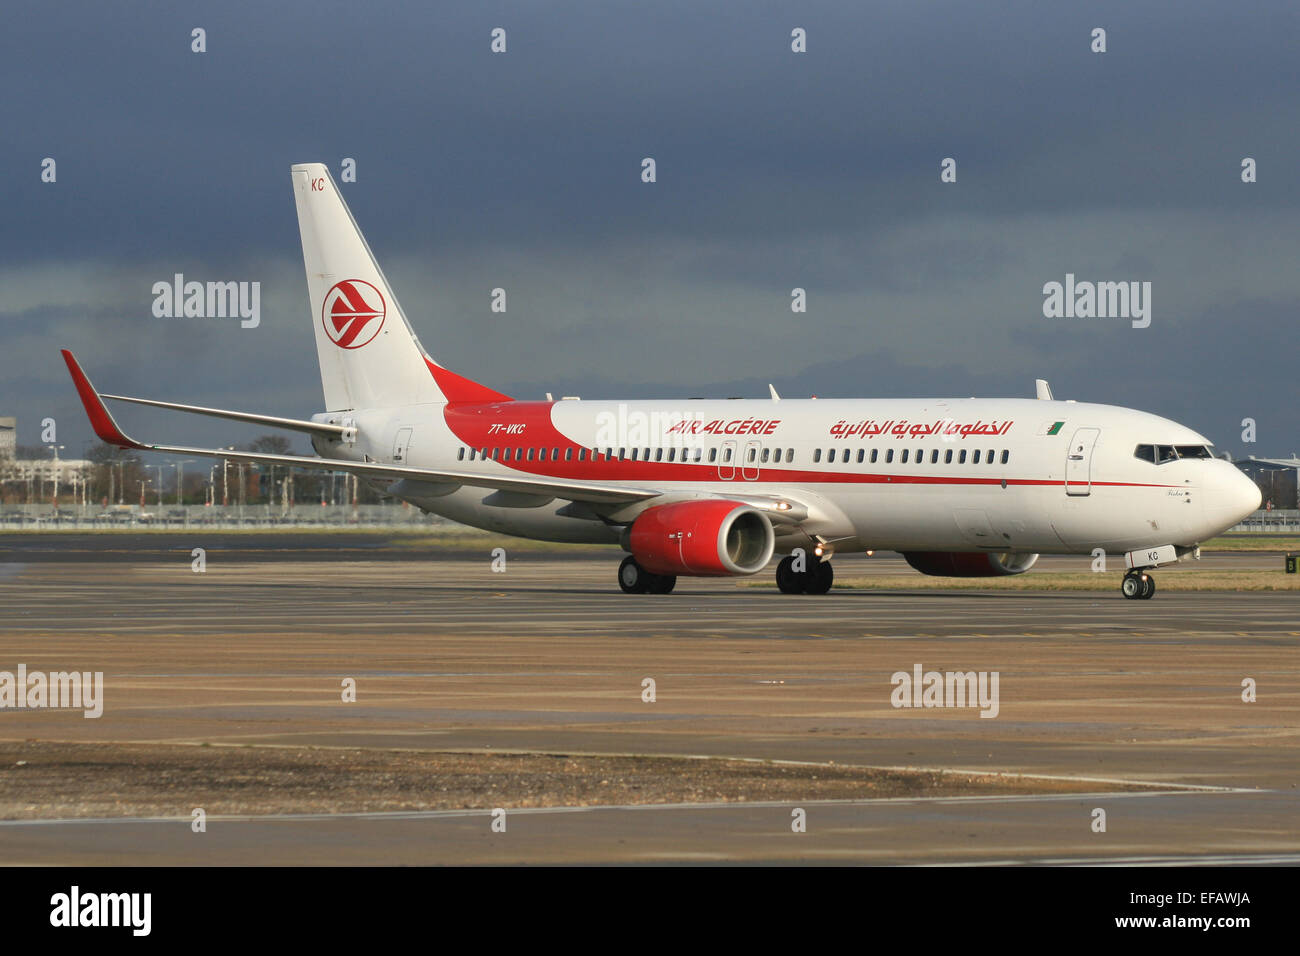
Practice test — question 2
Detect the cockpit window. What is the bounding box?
[1137,443,1212,464]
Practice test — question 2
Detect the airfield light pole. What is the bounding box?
[174,459,194,506]
[50,444,64,510]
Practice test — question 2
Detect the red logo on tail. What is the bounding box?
[322,279,386,349]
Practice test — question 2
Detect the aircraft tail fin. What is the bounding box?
[290,163,510,410]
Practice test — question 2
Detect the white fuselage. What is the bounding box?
[313,396,1260,557]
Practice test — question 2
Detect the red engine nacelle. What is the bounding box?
[902,551,1039,577]
[627,500,775,577]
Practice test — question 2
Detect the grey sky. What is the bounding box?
[3,0,1297,461]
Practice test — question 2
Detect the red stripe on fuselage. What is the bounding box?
[440,400,1181,489]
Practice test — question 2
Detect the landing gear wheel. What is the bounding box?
[776,556,803,594]
[619,556,648,594]
[1139,574,1155,600]
[805,559,834,595]
[646,572,677,594]
[1121,570,1147,600]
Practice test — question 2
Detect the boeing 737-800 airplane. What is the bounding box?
[63,163,1261,599]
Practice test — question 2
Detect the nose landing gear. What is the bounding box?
[1121,569,1155,600]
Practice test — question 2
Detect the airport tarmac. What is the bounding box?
[0,536,1296,864]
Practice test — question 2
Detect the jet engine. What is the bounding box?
[625,500,775,576]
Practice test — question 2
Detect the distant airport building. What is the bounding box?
[1235,456,1299,511]
[0,417,14,459]
[5,458,93,483]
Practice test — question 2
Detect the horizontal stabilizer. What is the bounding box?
[100,393,347,438]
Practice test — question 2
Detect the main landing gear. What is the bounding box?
[1121,569,1156,600]
[618,556,676,594]
[776,554,834,595]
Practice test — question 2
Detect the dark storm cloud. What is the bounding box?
[2,0,1296,459]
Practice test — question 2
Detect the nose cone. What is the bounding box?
[1235,469,1264,516]
[1203,465,1261,537]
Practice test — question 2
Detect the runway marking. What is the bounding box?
[938,853,1300,867]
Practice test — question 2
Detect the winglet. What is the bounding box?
[61,350,145,449]
[1035,379,1054,401]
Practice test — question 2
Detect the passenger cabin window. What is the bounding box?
[944,449,953,464]
[870,449,879,464]
[973,450,981,464]
[578,449,587,461]
[901,450,909,463]
[565,448,573,462]
[552,447,560,460]
[814,449,822,463]
[1000,450,1009,464]
[958,450,966,464]
[457,448,465,461]
[723,448,733,463]
[708,448,717,463]
[930,450,939,464]
[761,448,770,463]
[886,449,894,464]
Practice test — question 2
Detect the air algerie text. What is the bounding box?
[666,418,780,436]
